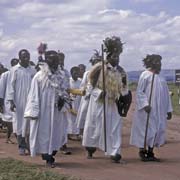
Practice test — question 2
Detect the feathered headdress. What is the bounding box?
[37,42,48,55]
[89,49,102,64]
[103,36,124,58]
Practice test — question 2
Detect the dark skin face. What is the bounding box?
[71,69,79,81]
[11,59,19,67]
[78,64,86,78]
[108,53,119,67]
[46,55,59,73]
[19,51,30,68]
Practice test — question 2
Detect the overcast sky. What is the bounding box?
[0,0,180,71]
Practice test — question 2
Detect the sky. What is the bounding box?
[0,0,180,71]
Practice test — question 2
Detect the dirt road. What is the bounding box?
[0,99,180,180]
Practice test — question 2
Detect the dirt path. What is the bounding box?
[0,98,180,180]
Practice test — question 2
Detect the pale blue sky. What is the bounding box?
[0,0,180,71]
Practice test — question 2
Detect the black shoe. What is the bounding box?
[147,152,160,162]
[87,152,93,159]
[139,150,149,162]
[111,154,122,163]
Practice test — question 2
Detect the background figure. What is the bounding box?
[130,54,173,162]
[6,49,35,155]
[82,36,129,163]
[67,66,81,140]
[78,64,86,79]
[76,50,102,137]
[0,58,19,144]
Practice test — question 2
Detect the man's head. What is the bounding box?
[18,49,30,68]
[11,58,19,67]
[70,66,80,81]
[103,36,124,67]
[58,52,65,68]
[89,50,102,66]
[45,50,59,73]
[78,64,86,78]
[143,54,162,74]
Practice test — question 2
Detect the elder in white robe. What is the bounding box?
[130,70,173,148]
[24,64,69,156]
[82,62,128,158]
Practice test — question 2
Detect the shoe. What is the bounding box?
[147,152,160,162]
[87,152,93,159]
[19,148,26,156]
[139,150,149,162]
[111,154,122,163]
[6,139,15,144]
[46,162,56,168]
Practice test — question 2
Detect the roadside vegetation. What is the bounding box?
[0,158,79,180]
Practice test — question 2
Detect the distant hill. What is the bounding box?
[127,69,176,82]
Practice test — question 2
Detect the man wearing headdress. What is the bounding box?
[130,54,173,161]
[82,36,130,163]
[24,50,70,167]
[6,50,35,155]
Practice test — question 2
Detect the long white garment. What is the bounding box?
[24,66,69,156]
[67,77,81,134]
[130,70,173,148]
[82,63,128,156]
[6,64,35,135]
[0,71,17,132]
[76,71,92,129]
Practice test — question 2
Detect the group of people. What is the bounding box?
[0,36,173,168]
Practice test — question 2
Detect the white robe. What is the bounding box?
[76,71,92,129]
[130,70,173,148]
[82,63,128,156]
[67,77,81,134]
[24,67,68,156]
[6,64,35,135]
[0,71,17,133]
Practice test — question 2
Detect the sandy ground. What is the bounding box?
[0,97,180,180]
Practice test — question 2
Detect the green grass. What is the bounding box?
[129,82,180,115]
[0,158,79,180]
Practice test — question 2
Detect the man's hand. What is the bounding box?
[144,105,151,113]
[167,112,172,120]
[10,100,16,112]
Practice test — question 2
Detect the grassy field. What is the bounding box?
[0,158,79,180]
[129,82,180,115]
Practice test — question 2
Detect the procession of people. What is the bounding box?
[0,36,173,168]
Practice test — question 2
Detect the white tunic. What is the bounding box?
[6,64,35,135]
[130,70,173,148]
[24,66,68,156]
[67,77,81,134]
[76,71,92,129]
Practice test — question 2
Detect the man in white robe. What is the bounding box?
[0,58,19,143]
[130,54,173,161]
[24,50,70,168]
[76,51,102,136]
[6,50,35,155]
[82,36,129,163]
[67,66,81,139]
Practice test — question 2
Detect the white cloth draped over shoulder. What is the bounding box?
[130,70,173,148]
[24,64,70,156]
[82,62,128,156]
[6,64,35,135]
